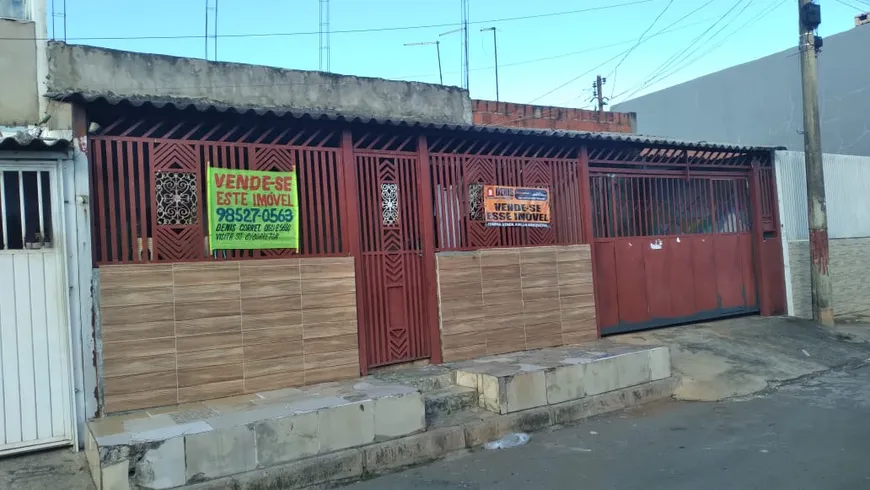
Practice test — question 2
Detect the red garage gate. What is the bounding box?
[581,138,785,335]
[591,171,759,334]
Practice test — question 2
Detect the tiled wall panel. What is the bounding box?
[437,245,597,362]
[99,257,359,413]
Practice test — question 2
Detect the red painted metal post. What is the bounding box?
[416,135,443,364]
[340,130,368,375]
[749,163,770,316]
[577,145,602,337]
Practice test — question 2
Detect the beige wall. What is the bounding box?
[788,238,870,322]
[0,19,38,126]
[436,245,597,362]
[98,257,359,413]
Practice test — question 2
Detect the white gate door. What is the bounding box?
[0,164,74,456]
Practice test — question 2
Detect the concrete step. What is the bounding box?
[84,379,426,490]
[451,343,671,414]
[370,364,456,392]
[424,386,478,425]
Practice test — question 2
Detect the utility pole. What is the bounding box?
[591,75,608,112]
[480,27,499,102]
[798,0,833,326]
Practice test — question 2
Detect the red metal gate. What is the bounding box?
[354,152,431,368]
[592,172,759,334]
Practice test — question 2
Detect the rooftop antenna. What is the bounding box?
[439,0,470,90]
[404,40,443,85]
[461,0,470,90]
[204,0,218,60]
[319,0,331,72]
[51,0,67,41]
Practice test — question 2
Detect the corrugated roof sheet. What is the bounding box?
[0,133,70,151]
[52,91,782,153]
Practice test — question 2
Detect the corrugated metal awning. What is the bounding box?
[51,91,782,153]
[0,132,70,151]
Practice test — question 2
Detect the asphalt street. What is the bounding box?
[345,366,870,490]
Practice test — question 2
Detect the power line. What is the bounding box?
[833,0,869,11]
[607,0,675,98]
[0,0,654,41]
[616,0,786,102]
[612,0,748,102]
[526,1,716,106]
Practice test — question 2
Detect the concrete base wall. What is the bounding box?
[436,245,597,362]
[788,238,870,322]
[46,43,472,125]
[98,257,359,413]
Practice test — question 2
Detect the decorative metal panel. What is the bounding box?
[355,153,430,368]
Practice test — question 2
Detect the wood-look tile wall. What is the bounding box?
[99,257,359,413]
[436,245,597,362]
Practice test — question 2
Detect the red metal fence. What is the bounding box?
[429,155,583,250]
[89,121,345,264]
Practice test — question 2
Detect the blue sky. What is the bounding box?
[55,0,865,107]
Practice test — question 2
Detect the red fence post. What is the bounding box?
[340,130,368,375]
[749,161,771,316]
[416,135,443,364]
[578,144,602,337]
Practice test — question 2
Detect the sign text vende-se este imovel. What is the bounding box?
[207,167,299,250]
[483,185,551,228]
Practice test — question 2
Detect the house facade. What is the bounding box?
[0,4,787,457]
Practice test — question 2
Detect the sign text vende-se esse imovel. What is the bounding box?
[483,185,551,228]
[207,167,299,250]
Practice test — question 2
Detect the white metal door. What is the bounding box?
[0,164,74,456]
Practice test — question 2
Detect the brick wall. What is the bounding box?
[436,245,597,362]
[98,257,359,413]
[788,238,870,322]
[472,99,636,133]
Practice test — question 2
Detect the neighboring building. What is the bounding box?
[613,22,870,157]
[472,99,636,133]
[775,150,870,322]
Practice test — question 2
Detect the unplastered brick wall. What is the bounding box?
[98,257,359,413]
[472,99,636,133]
[788,238,870,322]
[436,245,597,362]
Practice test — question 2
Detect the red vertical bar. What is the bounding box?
[137,141,148,261]
[340,131,366,375]
[93,140,108,263]
[578,145,601,337]
[417,136,442,364]
[125,142,138,262]
[116,142,129,261]
[749,165,770,316]
[105,141,118,262]
[324,151,338,254]
[335,149,349,255]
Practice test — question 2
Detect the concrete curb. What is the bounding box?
[185,377,678,489]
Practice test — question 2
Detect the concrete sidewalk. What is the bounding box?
[614,316,870,401]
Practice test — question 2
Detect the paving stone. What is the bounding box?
[185,426,257,482]
[649,346,672,380]
[545,363,586,404]
[134,437,185,490]
[254,411,320,467]
[318,401,375,452]
[373,392,425,439]
[101,459,130,490]
[615,350,653,389]
[504,371,548,413]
